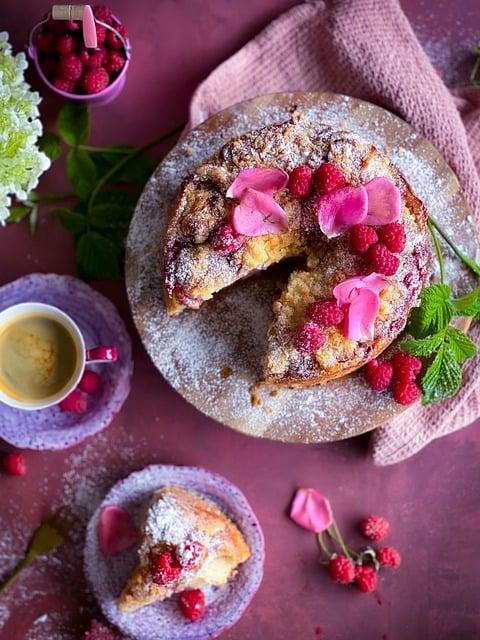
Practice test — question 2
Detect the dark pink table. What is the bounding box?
[1,2,479,639]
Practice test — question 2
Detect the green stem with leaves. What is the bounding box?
[428,216,480,278]
[427,218,445,284]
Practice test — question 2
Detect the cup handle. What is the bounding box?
[86,346,118,364]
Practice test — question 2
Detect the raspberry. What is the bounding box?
[95,24,107,46]
[40,56,58,77]
[350,224,378,254]
[176,541,205,569]
[83,620,117,640]
[78,370,101,394]
[83,68,110,94]
[93,6,114,24]
[58,53,83,81]
[106,24,128,49]
[378,223,406,253]
[105,50,126,74]
[52,77,76,93]
[293,322,326,353]
[35,31,56,54]
[56,33,76,54]
[211,224,245,255]
[314,163,346,195]
[391,352,422,382]
[3,453,26,476]
[360,515,390,541]
[81,47,107,69]
[178,589,206,621]
[66,20,80,32]
[377,547,401,568]
[288,165,313,198]
[307,299,344,327]
[355,565,377,593]
[393,381,421,405]
[364,359,393,392]
[366,243,400,276]
[327,555,355,584]
[59,389,87,413]
[151,550,182,585]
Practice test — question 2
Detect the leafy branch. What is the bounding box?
[8,101,182,279]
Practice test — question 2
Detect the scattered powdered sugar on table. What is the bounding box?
[126,92,477,443]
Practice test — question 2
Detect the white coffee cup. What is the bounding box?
[0,302,118,411]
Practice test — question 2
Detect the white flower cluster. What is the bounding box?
[0,32,50,223]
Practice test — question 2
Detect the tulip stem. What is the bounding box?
[327,520,358,560]
[316,532,333,559]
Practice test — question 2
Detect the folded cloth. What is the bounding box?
[188,0,480,464]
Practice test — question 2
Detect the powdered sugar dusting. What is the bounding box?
[126,92,477,443]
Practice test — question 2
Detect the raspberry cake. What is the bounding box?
[163,115,430,387]
[119,485,251,612]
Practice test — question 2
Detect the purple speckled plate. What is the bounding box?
[0,274,133,450]
[84,465,265,640]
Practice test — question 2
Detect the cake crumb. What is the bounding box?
[220,366,233,379]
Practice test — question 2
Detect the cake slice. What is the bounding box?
[118,485,251,612]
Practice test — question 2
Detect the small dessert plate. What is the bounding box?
[0,274,133,449]
[84,465,265,640]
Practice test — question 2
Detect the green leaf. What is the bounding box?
[6,206,30,223]
[444,327,477,364]
[67,149,97,200]
[51,208,87,235]
[407,284,453,338]
[93,189,137,208]
[92,149,152,186]
[38,132,61,161]
[421,343,462,405]
[451,288,480,317]
[57,102,89,146]
[401,332,445,357]
[89,203,132,229]
[76,232,121,280]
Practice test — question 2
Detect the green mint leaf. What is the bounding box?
[401,332,445,357]
[76,232,121,280]
[451,288,480,317]
[67,149,97,201]
[89,203,132,230]
[38,132,62,162]
[407,284,453,338]
[421,344,462,405]
[51,208,87,235]
[6,206,30,223]
[57,102,89,146]
[444,327,477,364]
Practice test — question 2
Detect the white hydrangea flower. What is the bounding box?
[0,32,50,223]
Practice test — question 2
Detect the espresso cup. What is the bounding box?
[0,302,118,411]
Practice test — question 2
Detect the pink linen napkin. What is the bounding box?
[187,0,480,464]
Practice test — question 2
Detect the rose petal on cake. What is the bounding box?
[232,188,289,236]
[226,167,288,199]
[344,288,381,341]
[290,488,333,533]
[364,177,401,226]
[98,505,139,555]
[333,273,389,305]
[316,186,368,238]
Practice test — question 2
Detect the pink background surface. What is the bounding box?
[1,2,480,639]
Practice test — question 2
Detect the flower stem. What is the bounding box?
[428,216,480,277]
[28,192,74,203]
[77,145,131,154]
[87,121,184,213]
[327,520,359,560]
[316,531,333,559]
[427,218,445,284]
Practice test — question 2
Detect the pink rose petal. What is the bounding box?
[344,288,381,341]
[232,188,289,236]
[226,167,288,199]
[316,186,368,238]
[333,273,389,305]
[98,505,139,555]
[290,488,333,533]
[364,177,401,226]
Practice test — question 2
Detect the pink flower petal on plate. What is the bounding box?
[344,288,381,341]
[316,186,368,238]
[333,273,389,305]
[232,188,289,236]
[364,177,401,225]
[226,167,288,199]
[290,488,333,533]
[98,505,139,555]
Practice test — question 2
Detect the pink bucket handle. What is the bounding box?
[86,346,118,364]
[82,5,97,48]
